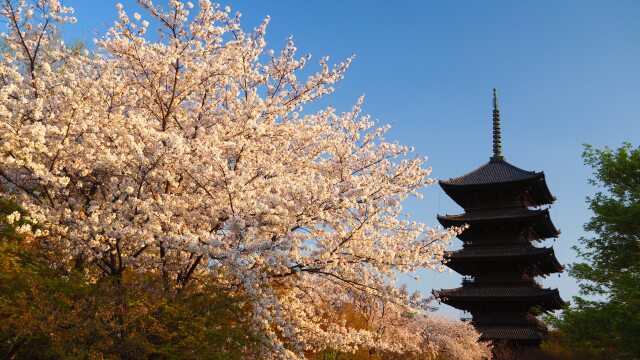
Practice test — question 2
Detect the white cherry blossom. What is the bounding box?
[0,1,477,358]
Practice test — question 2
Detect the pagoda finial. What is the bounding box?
[491,88,504,161]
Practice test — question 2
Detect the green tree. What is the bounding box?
[0,198,261,359]
[549,143,640,359]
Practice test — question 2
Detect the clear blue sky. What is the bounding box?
[63,0,640,318]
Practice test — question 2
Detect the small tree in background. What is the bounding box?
[548,143,640,359]
[310,282,490,360]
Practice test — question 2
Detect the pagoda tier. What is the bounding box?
[444,245,563,276]
[434,284,564,311]
[437,207,560,243]
[475,326,546,345]
[433,89,565,349]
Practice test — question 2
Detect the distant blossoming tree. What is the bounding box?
[318,282,491,359]
[0,0,488,358]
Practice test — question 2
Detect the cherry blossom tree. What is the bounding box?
[316,282,491,359]
[0,1,482,358]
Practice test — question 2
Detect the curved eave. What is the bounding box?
[544,250,564,273]
[535,172,556,205]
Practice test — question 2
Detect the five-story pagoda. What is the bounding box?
[433,90,565,347]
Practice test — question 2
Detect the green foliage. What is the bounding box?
[0,199,77,358]
[548,143,640,359]
[572,143,640,293]
[0,198,260,359]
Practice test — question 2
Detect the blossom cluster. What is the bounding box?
[0,1,479,358]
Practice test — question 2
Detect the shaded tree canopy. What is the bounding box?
[549,143,640,359]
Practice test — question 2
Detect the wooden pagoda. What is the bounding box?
[433,89,565,347]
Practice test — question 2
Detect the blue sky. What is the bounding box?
[63,0,640,318]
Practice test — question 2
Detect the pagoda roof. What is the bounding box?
[476,326,545,341]
[439,159,556,208]
[444,245,564,275]
[446,245,555,259]
[439,158,543,187]
[434,284,565,311]
[438,207,549,223]
[435,284,560,299]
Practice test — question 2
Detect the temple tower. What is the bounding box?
[433,89,565,347]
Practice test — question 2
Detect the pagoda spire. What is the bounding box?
[491,88,504,161]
